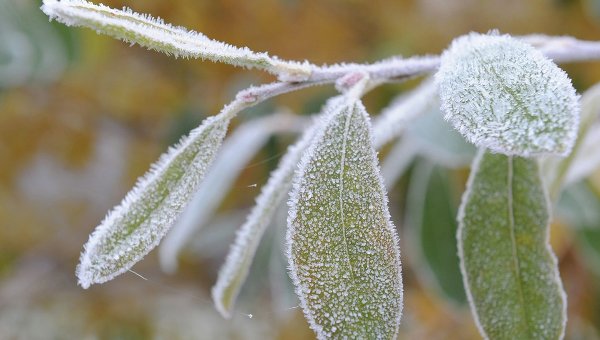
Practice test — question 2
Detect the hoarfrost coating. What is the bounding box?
[287,100,403,339]
[435,32,580,157]
[41,0,312,80]
[76,105,233,288]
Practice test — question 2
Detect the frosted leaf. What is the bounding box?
[158,113,306,274]
[76,103,238,289]
[436,32,580,157]
[458,150,566,339]
[210,100,343,318]
[40,0,311,81]
[287,101,403,339]
[405,160,466,304]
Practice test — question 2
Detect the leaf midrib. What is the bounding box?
[506,156,531,337]
[339,106,357,284]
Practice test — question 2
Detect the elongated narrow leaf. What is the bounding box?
[76,106,235,289]
[458,150,566,339]
[211,115,320,318]
[41,0,311,81]
[436,32,579,156]
[406,160,466,304]
[158,113,305,274]
[287,101,403,339]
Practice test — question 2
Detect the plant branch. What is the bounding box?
[42,0,600,89]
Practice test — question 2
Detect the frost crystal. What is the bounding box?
[40,0,311,81]
[287,100,403,339]
[436,32,580,157]
[76,103,237,289]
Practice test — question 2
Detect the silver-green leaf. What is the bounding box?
[436,32,580,157]
[458,150,566,339]
[287,101,403,339]
[76,108,234,289]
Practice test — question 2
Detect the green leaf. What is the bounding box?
[436,32,580,157]
[405,160,466,304]
[458,150,566,339]
[76,108,233,289]
[287,101,403,339]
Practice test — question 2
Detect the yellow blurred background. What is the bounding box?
[1,0,600,339]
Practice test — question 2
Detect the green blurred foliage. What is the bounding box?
[1,0,600,338]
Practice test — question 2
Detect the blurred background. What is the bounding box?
[2,0,600,339]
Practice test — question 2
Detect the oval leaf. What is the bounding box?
[458,150,566,339]
[76,110,232,288]
[436,32,579,157]
[287,101,403,339]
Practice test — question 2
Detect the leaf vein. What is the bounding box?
[339,105,357,284]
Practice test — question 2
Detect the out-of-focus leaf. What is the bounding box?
[405,160,466,304]
[211,113,318,318]
[583,0,600,24]
[557,182,600,277]
[158,112,305,274]
[372,77,437,149]
[406,97,476,168]
[287,100,402,339]
[380,137,418,189]
[436,32,580,157]
[557,182,600,231]
[458,150,566,339]
[563,83,600,185]
[76,107,234,289]
[0,0,71,87]
[268,208,299,321]
[543,82,600,200]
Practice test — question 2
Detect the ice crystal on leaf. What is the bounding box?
[287,100,403,339]
[40,0,311,81]
[436,32,580,157]
[76,104,235,289]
